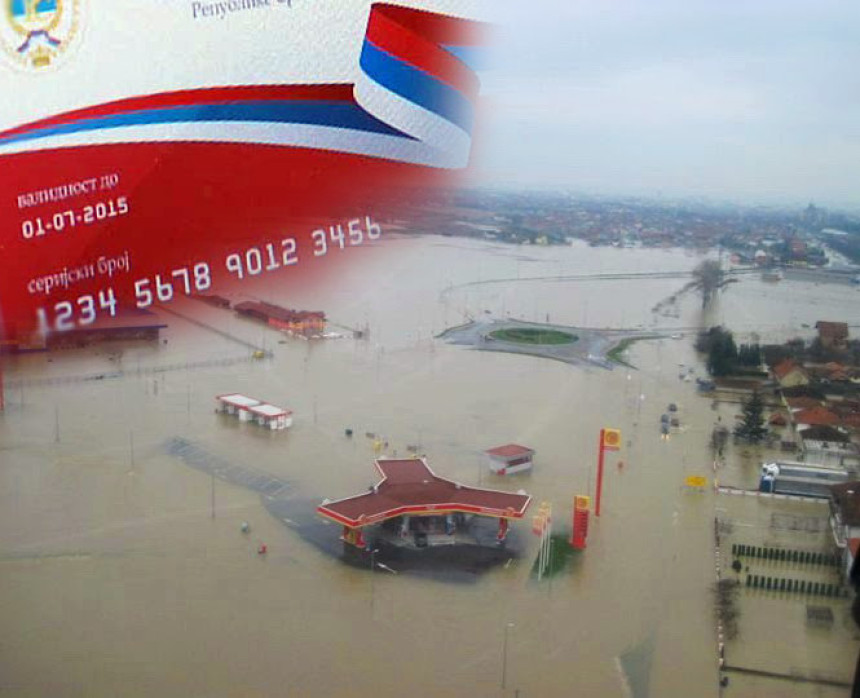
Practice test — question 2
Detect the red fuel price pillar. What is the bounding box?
[571,495,590,550]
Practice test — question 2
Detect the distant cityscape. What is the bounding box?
[398,188,860,268]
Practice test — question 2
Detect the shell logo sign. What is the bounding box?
[602,428,622,451]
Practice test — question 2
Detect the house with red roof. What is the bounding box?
[772,360,809,388]
[793,406,841,429]
[785,396,822,411]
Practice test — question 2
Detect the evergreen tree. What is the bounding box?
[707,329,738,376]
[734,391,768,443]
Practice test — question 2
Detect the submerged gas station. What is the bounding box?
[317,458,532,552]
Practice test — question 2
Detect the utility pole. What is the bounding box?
[369,548,379,616]
[501,622,514,690]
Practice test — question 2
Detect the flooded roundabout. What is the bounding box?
[439,317,662,370]
[2,236,859,697]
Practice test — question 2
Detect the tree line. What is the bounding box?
[695,326,761,377]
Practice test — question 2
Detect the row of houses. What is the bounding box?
[774,359,859,388]
[768,398,860,582]
[763,322,860,580]
[770,379,860,468]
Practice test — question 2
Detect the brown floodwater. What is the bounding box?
[2,237,859,697]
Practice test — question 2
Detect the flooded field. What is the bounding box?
[2,237,860,697]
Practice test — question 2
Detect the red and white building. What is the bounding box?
[234,301,325,336]
[248,402,294,430]
[485,444,535,475]
[216,393,293,430]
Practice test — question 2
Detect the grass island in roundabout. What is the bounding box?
[488,327,578,345]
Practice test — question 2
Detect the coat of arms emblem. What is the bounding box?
[2,0,82,71]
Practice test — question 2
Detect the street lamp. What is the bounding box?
[501,622,514,690]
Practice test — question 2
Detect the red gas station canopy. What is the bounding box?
[317,458,532,529]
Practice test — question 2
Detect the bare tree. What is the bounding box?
[692,259,723,307]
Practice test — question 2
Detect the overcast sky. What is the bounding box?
[474,1,860,209]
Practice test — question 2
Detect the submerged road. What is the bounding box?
[439,267,763,300]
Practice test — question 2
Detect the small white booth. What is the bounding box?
[216,393,261,421]
[216,394,293,430]
[485,444,535,475]
[249,403,294,430]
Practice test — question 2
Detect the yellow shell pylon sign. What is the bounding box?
[602,428,622,451]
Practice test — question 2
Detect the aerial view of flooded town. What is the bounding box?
[4,189,860,697]
[5,1,860,696]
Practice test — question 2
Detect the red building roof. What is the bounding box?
[773,360,804,380]
[485,444,534,459]
[317,458,532,528]
[785,397,822,411]
[793,406,841,426]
